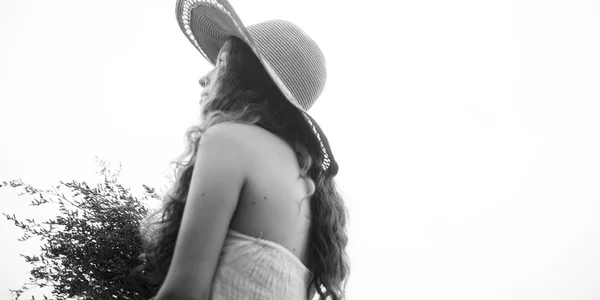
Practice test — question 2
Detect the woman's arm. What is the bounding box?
[153,291,208,300]
[153,122,251,300]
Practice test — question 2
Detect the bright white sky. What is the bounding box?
[1,0,600,299]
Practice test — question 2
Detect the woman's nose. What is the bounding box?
[199,75,209,87]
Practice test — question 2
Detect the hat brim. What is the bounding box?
[176,0,300,112]
[176,0,247,64]
[175,0,338,176]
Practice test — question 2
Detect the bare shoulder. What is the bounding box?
[193,122,261,174]
[203,121,252,139]
[204,121,280,148]
[204,121,264,139]
[200,122,255,149]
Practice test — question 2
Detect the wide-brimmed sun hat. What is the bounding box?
[175,0,338,176]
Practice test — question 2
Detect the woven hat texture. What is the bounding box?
[176,0,337,175]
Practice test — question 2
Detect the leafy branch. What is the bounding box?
[1,158,161,300]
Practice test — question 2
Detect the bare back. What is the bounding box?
[228,124,316,269]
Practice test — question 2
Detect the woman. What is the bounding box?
[132,1,350,299]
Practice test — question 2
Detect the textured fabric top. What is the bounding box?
[209,229,317,300]
[147,228,317,300]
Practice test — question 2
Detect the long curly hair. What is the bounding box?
[130,36,350,300]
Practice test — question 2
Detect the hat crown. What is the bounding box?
[176,0,337,175]
[247,20,327,112]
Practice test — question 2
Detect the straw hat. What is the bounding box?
[175,0,338,176]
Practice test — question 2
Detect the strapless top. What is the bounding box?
[209,229,318,300]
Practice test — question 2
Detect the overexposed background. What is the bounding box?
[2,0,600,299]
